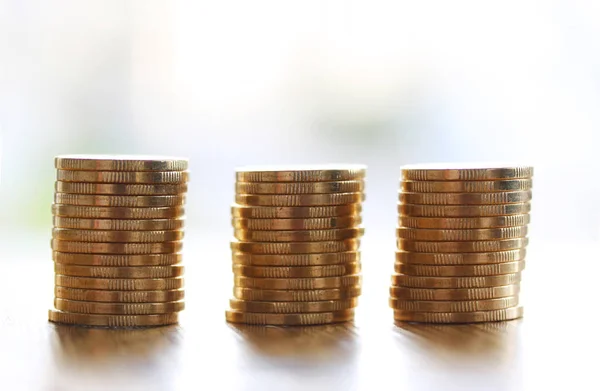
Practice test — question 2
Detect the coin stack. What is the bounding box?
[226,165,366,326]
[48,155,189,328]
[391,164,533,323]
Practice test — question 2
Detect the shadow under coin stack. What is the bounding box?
[48,155,189,327]
[391,164,533,324]
[226,165,366,326]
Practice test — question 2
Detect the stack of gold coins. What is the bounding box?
[391,164,533,324]
[48,155,189,328]
[226,165,366,326]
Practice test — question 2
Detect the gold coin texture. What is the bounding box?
[230,239,360,254]
[52,204,185,219]
[55,275,184,290]
[55,155,188,171]
[55,287,185,303]
[54,264,185,279]
[400,179,533,193]
[54,298,185,315]
[400,163,533,181]
[232,216,362,231]
[391,273,521,289]
[234,287,362,302]
[232,251,360,266]
[51,240,183,254]
[395,249,526,265]
[52,229,184,243]
[234,275,362,290]
[56,170,189,184]
[235,165,366,182]
[229,298,358,313]
[52,252,182,266]
[394,261,525,277]
[236,180,364,194]
[399,190,532,205]
[55,181,188,195]
[389,285,520,301]
[53,217,185,231]
[233,227,364,242]
[231,204,362,219]
[393,306,524,324]
[225,309,355,325]
[48,310,179,327]
[389,296,519,312]
[232,263,361,278]
[54,193,186,207]
[396,226,528,241]
[398,215,530,229]
[235,192,364,207]
[398,203,531,217]
[397,238,528,253]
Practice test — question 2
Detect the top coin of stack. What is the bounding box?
[226,165,367,326]
[391,163,533,324]
[48,155,189,328]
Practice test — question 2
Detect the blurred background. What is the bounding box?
[1,1,599,389]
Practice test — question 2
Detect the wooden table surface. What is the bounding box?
[0,231,597,391]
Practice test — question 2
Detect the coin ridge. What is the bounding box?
[395,249,527,265]
[398,203,531,217]
[232,251,360,266]
[53,217,186,231]
[394,261,525,276]
[400,165,533,181]
[391,273,521,288]
[54,298,185,315]
[399,190,532,205]
[397,238,528,253]
[55,181,188,195]
[52,229,184,243]
[55,287,185,303]
[52,252,182,266]
[400,179,533,193]
[393,306,524,323]
[236,192,364,207]
[55,155,188,171]
[398,215,530,229]
[232,216,362,231]
[229,298,358,313]
[48,309,179,327]
[232,204,362,218]
[232,263,361,278]
[396,226,528,241]
[230,239,360,254]
[233,227,364,242]
[54,194,186,207]
[389,296,519,312]
[389,285,520,301]
[234,287,362,301]
[236,180,364,194]
[225,309,355,325]
[234,274,362,290]
[56,170,189,184]
[235,166,366,182]
[54,264,185,278]
[51,239,184,254]
[52,204,185,219]
[55,275,185,290]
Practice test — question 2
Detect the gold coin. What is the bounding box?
[53,217,186,231]
[55,275,184,290]
[235,165,366,182]
[393,306,524,323]
[400,164,533,181]
[56,181,188,195]
[391,273,521,288]
[54,264,185,278]
[52,228,184,243]
[398,215,530,229]
[51,239,183,254]
[54,194,186,207]
[232,263,361,278]
[232,216,362,230]
[235,192,364,207]
[231,204,362,218]
[52,204,185,219]
[396,226,528,241]
[394,261,525,276]
[225,309,355,325]
[233,227,364,242]
[234,286,362,302]
[55,155,188,171]
[389,285,520,301]
[397,238,528,253]
[54,298,185,315]
[55,287,185,303]
[230,239,360,254]
[232,251,360,266]
[52,252,182,266]
[399,190,532,205]
[400,179,533,193]
[229,298,358,313]
[234,275,362,290]
[236,180,364,194]
[398,203,531,217]
[389,296,519,312]
[56,170,189,184]
[395,249,526,265]
[48,309,179,327]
